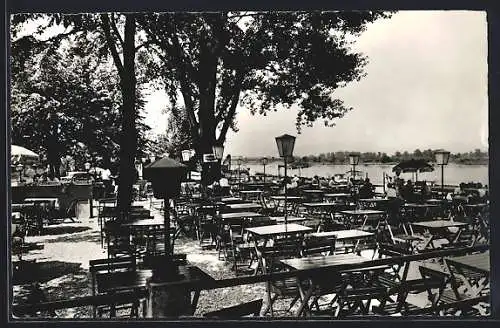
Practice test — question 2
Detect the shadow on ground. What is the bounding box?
[46,230,101,244]
[12,260,82,285]
[41,226,91,236]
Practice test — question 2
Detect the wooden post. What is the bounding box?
[164,198,170,256]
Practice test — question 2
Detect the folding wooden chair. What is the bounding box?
[89,256,140,318]
[259,236,304,316]
[301,235,336,257]
[334,286,388,317]
[417,265,480,315]
[375,243,411,286]
[105,222,135,258]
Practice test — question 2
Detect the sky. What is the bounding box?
[141,11,489,157]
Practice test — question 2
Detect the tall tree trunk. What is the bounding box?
[116,14,137,213]
[197,32,219,186]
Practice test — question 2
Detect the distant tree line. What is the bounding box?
[242,149,488,164]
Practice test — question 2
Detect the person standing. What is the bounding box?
[101,167,112,197]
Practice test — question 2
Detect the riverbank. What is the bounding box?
[241,159,488,166]
[240,162,488,186]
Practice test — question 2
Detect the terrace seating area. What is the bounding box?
[11,173,490,319]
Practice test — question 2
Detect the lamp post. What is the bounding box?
[236,158,242,190]
[348,153,360,204]
[16,163,23,183]
[348,153,360,181]
[275,134,296,227]
[181,149,193,180]
[212,143,224,181]
[143,158,194,318]
[84,162,91,181]
[261,157,268,183]
[143,157,187,259]
[434,149,450,198]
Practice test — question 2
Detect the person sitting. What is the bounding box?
[311,175,320,187]
[282,177,298,195]
[358,178,375,199]
[420,181,430,201]
[219,177,231,196]
[328,176,336,188]
[401,180,415,202]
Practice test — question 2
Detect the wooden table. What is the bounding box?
[339,209,386,230]
[122,218,164,228]
[246,224,312,275]
[403,203,441,221]
[445,251,490,298]
[272,216,310,224]
[328,184,349,191]
[323,193,351,202]
[426,199,450,205]
[311,229,374,241]
[280,253,389,316]
[239,190,264,201]
[303,189,324,193]
[358,198,390,209]
[411,220,469,250]
[24,197,60,208]
[301,189,325,202]
[96,265,214,315]
[310,229,375,254]
[20,198,61,232]
[224,203,262,212]
[219,212,269,226]
[464,203,488,217]
[246,223,312,238]
[220,197,244,204]
[270,196,304,215]
[270,196,303,201]
[219,211,264,220]
[302,202,341,210]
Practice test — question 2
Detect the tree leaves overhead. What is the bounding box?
[11,11,393,178]
[11,38,121,166]
[10,14,151,167]
[138,11,393,145]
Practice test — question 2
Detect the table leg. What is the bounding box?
[420,234,435,251]
[191,290,201,315]
[444,261,464,300]
[295,279,314,317]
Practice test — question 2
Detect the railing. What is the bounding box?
[11,244,489,317]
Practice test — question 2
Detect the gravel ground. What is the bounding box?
[11,200,490,319]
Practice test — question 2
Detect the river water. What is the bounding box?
[242,162,488,187]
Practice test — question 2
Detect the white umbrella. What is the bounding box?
[11,145,39,159]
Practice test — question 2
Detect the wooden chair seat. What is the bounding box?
[376,272,401,289]
[440,290,470,304]
[334,286,388,317]
[271,277,302,296]
[393,234,423,243]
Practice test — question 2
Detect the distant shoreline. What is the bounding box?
[240,159,488,166]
